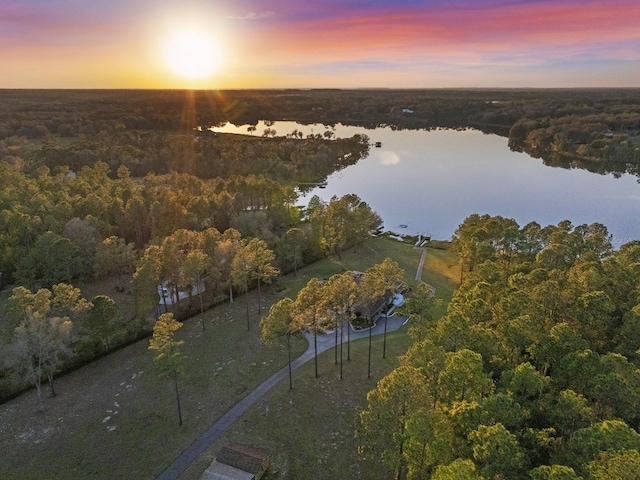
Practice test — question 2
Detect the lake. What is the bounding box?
[212,121,640,246]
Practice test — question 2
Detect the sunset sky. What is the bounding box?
[2,0,639,89]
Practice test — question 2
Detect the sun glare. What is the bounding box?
[163,29,223,80]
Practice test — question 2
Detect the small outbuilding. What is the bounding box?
[201,442,270,480]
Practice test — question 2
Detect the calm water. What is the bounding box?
[212,121,640,246]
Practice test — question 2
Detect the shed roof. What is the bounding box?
[217,442,270,476]
[201,460,254,480]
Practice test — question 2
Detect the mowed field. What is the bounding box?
[0,237,458,480]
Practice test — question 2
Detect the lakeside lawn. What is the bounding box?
[0,237,457,480]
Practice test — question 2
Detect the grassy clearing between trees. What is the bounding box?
[181,328,415,480]
[0,237,457,480]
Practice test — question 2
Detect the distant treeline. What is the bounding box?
[1,88,639,175]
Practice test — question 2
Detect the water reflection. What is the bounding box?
[211,122,640,245]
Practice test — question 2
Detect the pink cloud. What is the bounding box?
[227,11,277,21]
[260,0,640,65]
[0,2,132,49]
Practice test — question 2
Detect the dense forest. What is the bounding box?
[0,102,379,400]
[0,167,382,400]
[357,214,640,479]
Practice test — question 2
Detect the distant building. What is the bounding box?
[158,281,205,305]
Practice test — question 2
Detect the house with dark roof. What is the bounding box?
[350,271,394,325]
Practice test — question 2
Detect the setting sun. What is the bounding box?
[162,29,223,80]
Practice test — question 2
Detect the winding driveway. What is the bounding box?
[156,315,407,480]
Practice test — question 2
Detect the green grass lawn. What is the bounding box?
[181,328,415,480]
[0,237,458,480]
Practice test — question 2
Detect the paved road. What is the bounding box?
[156,314,407,480]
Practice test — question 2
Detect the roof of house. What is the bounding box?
[216,442,270,476]
[201,460,254,480]
[350,271,393,319]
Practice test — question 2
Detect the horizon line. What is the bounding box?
[2,86,640,92]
